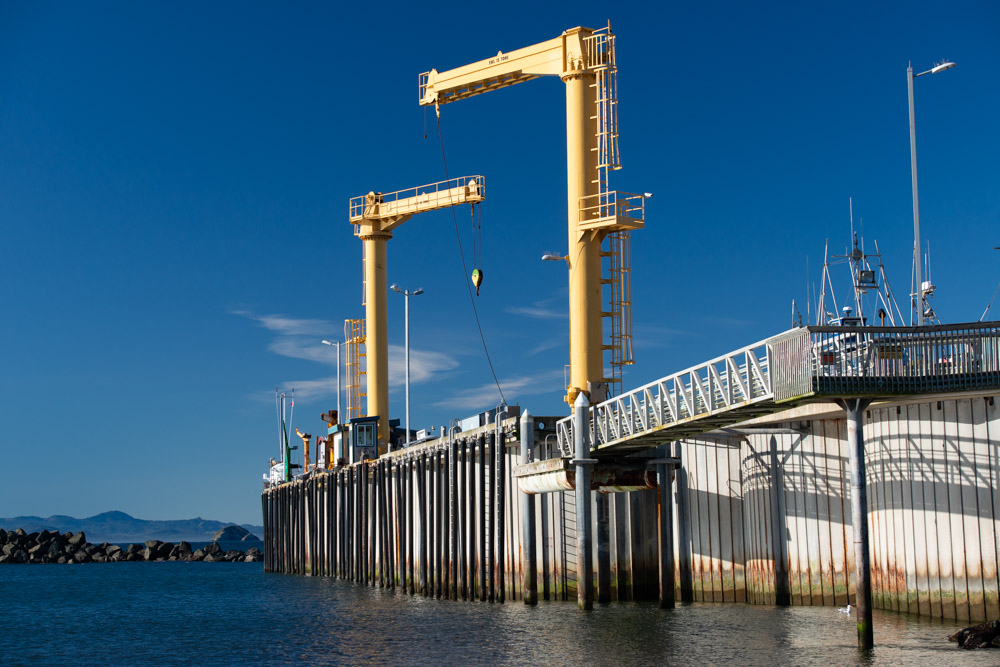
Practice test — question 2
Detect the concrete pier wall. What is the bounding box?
[262,392,1000,621]
[673,392,1000,622]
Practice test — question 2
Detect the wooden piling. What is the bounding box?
[597,493,611,603]
[496,430,506,603]
[521,411,538,605]
[574,393,594,610]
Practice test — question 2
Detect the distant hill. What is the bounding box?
[0,511,264,543]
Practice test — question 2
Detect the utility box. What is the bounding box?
[349,416,379,463]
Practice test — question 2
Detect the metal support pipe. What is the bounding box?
[521,410,538,605]
[656,462,675,609]
[419,455,428,596]
[673,441,694,602]
[769,437,790,605]
[839,398,874,650]
[574,392,595,610]
[908,65,923,325]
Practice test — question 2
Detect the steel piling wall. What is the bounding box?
[262,393,1000,621]
[262,424,664,604]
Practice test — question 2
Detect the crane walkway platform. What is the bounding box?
[555,322,1000,456]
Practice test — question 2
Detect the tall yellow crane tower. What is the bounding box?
[347,176,485,449]
[419,23,644,405]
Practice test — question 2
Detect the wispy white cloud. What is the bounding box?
[507,305,568,319]
[528,338,564,356]
[388,345,458,387]
[631,324,698,350]
[433,369,564,412]
[506,289,568,320]
[236,310,459,400]
[231,310,335,336]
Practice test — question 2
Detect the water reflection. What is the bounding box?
[0,564,988,666]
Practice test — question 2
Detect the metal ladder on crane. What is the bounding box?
[344,318,366,422]
[586,26,634,397]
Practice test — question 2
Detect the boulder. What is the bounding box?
[0,528,7,544]
[211,525,254,542]
[68,531,87,547]
[46,542,64,559]
[176,541,192,558]
[191,549,205,561]
[203,542,222,556]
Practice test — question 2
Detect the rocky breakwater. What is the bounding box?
[0,528,262,564]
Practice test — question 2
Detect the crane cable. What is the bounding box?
[435,114,506,404]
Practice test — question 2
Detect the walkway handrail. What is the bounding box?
[557,334,775,453]
[555,321,1000,456]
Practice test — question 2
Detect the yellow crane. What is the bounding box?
[419,23,644,405]
[347,176,486,450]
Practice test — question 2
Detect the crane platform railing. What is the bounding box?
[348,176,485,229]
[555,321,1000,456]
[578,191,645,231]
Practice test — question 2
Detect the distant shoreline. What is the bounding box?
[0,510,263,545]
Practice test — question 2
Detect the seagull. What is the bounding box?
[839,603,852,615]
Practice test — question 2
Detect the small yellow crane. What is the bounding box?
[347,176,485,449]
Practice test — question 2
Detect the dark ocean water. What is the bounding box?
[0,562,994,666]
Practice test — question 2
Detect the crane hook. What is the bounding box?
[471,268,484,296]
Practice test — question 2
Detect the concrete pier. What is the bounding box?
[263,391,1000,626]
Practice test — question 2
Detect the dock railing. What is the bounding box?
[556,321,1000,455]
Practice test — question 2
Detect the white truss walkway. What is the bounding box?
[556,322,1000,456]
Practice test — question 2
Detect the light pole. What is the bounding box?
[390,284,423,445]
[321,339,342,424]
[908,60,955,325]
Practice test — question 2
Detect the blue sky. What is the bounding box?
[1,2,997,526]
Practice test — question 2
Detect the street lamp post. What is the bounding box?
[390,284,423,445]
[321,339,342,424]
[908,60,955,325]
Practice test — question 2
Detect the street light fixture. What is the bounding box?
[390,283,424,445]
[908,59,956,325]
[321,339,342,425]
[541,253,568,262]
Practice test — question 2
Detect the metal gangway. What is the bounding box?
[556,322,1000,456]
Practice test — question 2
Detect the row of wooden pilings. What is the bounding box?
[261,408,680,609]
[262,423,515,601]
